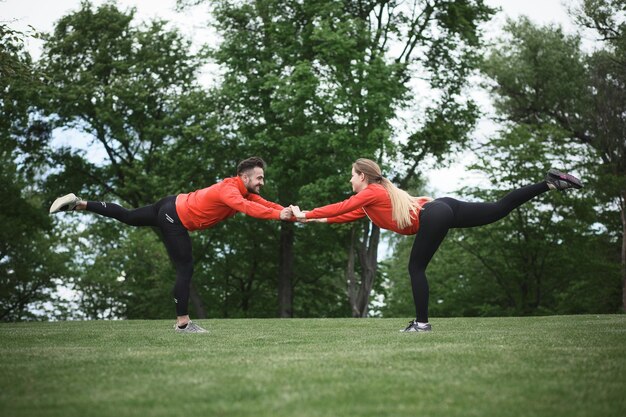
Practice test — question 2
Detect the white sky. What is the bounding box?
[1,0,592,195]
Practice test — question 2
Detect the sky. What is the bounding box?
[1,0,591,195]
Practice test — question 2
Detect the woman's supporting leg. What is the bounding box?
[408,200,455,323]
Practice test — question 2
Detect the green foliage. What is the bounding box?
[482,17,588,127]
[208,0,496,317]
[39,1,214,205]
[0,24,73,321]
[68,221,175,319]
[481,4,625,310]
[190,216,283,318]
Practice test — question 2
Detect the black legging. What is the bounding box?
[409,181,550,323]
[86,196,193,316]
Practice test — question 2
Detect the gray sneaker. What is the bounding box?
[546,169,583,190]
[400,320,432,333]
[174,321,208,333]
[49,193,81,213]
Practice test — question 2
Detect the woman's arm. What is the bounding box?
[302,188,378,220]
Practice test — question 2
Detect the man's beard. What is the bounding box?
[246,185,261,195]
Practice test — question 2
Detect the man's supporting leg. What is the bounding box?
[155,197,195,327]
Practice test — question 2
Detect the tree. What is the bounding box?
[38,1,221,318]
[39,1,212,204]
[574,0,626,310]
[0,25,71,320]
[482,5,626,310]
[187,0,494,317]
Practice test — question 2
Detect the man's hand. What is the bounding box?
[279,206,293,221]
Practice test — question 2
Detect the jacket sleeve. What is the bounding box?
[326,208,367,224]
[305,188,377,220]
[220,184,282,220]
[247,193,285,211]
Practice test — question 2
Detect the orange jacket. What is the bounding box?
[175,176,284,231]
[304,184,432,235]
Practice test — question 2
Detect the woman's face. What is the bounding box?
[350,167,367,193]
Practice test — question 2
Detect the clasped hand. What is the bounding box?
[279,205,306,221]
[289,205,307,222]
[280,205,321,223]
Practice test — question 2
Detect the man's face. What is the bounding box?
[242,167,265,194]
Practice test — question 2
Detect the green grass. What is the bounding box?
[1,315,625,417]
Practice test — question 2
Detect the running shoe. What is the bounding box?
[400,320,432,333]
[174,321,208,333]
[49,193,81,213]
[546,169,583,190]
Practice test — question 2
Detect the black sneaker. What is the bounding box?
[546,169,583,190]
[49,193,81,213]
[400,320,432,333]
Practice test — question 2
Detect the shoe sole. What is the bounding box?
[547,169,583,189]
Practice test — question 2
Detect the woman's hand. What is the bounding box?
[289,205,307,222]
[306,217,327,223]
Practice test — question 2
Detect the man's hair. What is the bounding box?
[237,157,266,175]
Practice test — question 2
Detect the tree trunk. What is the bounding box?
[347,221,380,317]
[241,257,257,315]
[620,190,626,312]
[278,222,294,318]
[189,284,207,319]
[346,226,358,317]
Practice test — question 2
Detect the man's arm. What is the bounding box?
[247,193,285,211]
[221,186,283,220]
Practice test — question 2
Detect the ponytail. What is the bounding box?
[380,178,419,229]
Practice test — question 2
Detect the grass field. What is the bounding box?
[0,315,625,417]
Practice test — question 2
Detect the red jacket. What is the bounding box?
[175,176,284,231]
[304,184,432,235]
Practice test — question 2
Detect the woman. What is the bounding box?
[291,158,582,332]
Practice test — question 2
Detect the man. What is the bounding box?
[50,157,292,333]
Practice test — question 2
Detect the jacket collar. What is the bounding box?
[234,176,249,196]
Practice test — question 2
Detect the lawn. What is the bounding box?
[0,315,624,417]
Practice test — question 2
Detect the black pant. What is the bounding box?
[409,182,550,323]
[86,196,193,316]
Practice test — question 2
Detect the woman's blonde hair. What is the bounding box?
[353,158,419,229]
